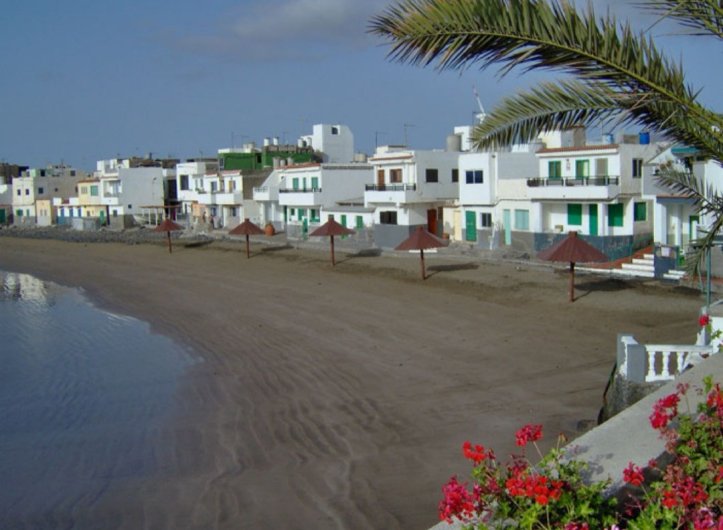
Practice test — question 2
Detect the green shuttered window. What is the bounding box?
[608,204,624,227]
[567,204,582,225]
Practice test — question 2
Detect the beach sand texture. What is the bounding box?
[0,237,702,529]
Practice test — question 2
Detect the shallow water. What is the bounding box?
[0,271,197,526]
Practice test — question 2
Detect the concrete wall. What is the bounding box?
[373,223,423,249]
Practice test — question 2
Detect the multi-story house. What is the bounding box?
[57,157,173,228]
[253,123,362,231]
[364,145,460,248]
[456,145,540,248]
[277,162,373,238]
[643,146,723,267]
[497,128,664,259]
[12,165,86,226]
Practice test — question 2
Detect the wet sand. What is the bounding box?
[0,237,703,529]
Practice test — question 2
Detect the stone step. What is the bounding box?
[632,257,654,266]
[610,268,655,278]
[621,263,655,272]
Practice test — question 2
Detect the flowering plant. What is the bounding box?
[440,377,721,529]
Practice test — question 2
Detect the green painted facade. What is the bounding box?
[219,149,315,171]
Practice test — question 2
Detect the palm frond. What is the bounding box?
[369,0,723,159]
[471,80,623,148]
[636,0,723,39]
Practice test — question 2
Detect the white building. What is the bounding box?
[499,130,664,259]
[298,124,355,164]
[276,162,373,238]
[643,146,723,253]
[364,146,460,248]
[12,165,87,225]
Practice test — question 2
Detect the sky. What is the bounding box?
[0,0,719,171]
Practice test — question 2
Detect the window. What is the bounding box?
[514,209,529,230]
[595,158,608,176]
[231,207,237,217]
[632,158,643,178]
[465,170,483,184]
[180,175,189,190]
[608,204,624,227]
[634,202,647,221]
[425,168,439,183]
[40,170,46,177]
[480,213,492,228]
[575,159,590,179]
[379,211,397,225]
[112,210,118,217]
[310,209,319,222]
[25,189,29,195]
[356,216,363,229]
[331,126,339,135]
[548,161,562,178]
[90,185,99,196]
[211,182,217,193]
[77,208,82,217]
[311,177,319,190]
[16,189,20,196]
[38,187,44,195]
[70,170,76,177]
[289,208,296,217]
[377,169,385,182]
[80,186,87,194]
[567,204,582,225]
[16,209,22,217]
[292,177,299,190]
[389,169,402,183]
[127,204,132,210]
[86,211,91,217]
[54,188,58,192]
[452,169,458,183]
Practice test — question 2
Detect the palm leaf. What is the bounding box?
[636,0,723,39]
[369,0,723,159]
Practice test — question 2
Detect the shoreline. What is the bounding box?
[0,235,704,529]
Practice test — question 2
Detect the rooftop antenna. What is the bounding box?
[473,85,487,125]
[403,123,415,147]
[374,131,386,148]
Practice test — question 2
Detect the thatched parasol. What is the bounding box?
[395,226,448,280]
[538,231,608,302]
[229,218,265,258]
[153,218,184,254]
[309,219,355,266]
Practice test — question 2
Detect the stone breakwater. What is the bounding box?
[0,225,211,246]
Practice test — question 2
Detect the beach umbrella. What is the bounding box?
[310,219,355,266]
[154,218,184,254]
[229,218,265,259]
[538,231,608,302]
[395,226,448,280]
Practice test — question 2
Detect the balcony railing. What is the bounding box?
[527,176,620,187]
[253,186,268,194]
[279,187,322,193]
[365,183,417,192]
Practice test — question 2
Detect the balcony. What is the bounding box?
[364,183,418,205]
[526,176,620,200]
[278,187,323,207]
[253,186,278,202]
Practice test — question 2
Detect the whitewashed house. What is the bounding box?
[194,169,269,230]
[278,162,373,239]
[176,159,219,223]
[364,146,460,248]
[498,129,664,259]
[56,158,172,228]
[12,165,87,226]
[456,145,539,248]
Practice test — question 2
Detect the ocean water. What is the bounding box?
[0,270,197,525]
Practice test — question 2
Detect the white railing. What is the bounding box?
[617,334,717,383]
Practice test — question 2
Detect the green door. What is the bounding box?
[589,204,598,236]
[0,209,5,224]
[302,217,308,238]
[503,209,512,245]
[340,215,348,239]
[99,210,106,225]
[465,211,477,242]
[575,160,589,180]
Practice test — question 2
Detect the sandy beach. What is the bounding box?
[0,235,704,529]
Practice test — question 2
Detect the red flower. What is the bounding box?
[699,314,710,327]
[515,424,543,447]
[462,440,488,464]
[623,462,645,487]
[649,392,680,430]
[439,476,477,522]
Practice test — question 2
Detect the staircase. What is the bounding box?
[579,247,687,282]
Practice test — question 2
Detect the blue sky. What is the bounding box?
[0,0,718,170]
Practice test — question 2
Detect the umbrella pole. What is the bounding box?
[246,234,251,259]
[167,231,172,254]
[330,235,336,266]
[569,262,575,302]
[420,248,426,280]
